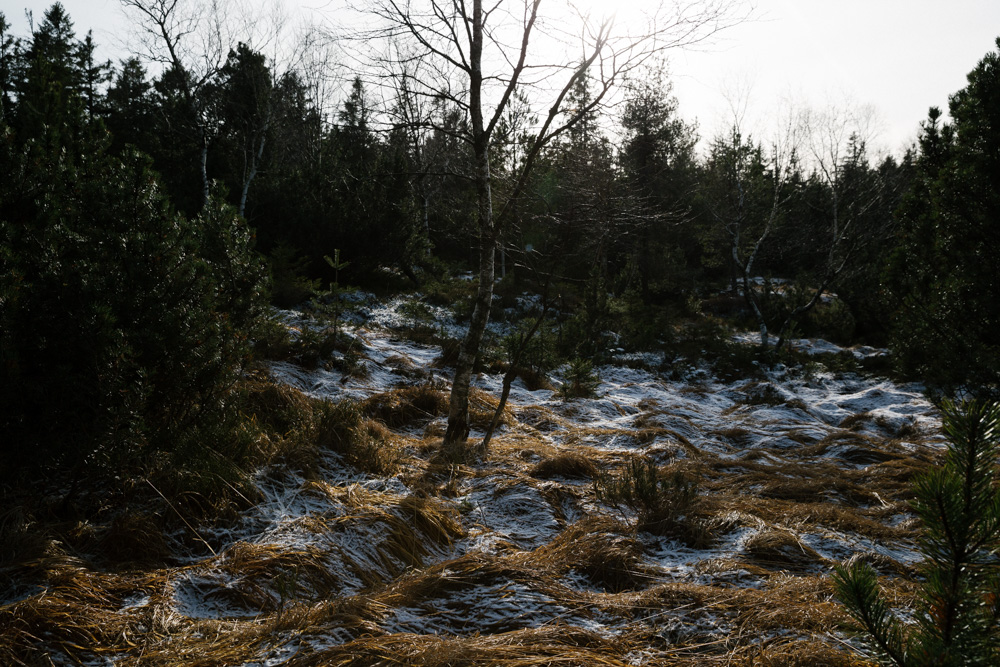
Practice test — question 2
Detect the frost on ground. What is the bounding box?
[5,295,942,666]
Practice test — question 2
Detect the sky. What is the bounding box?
[3,0,1000,157]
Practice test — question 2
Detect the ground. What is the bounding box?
[1,293,941,666]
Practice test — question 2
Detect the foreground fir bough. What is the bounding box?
[833,400,1000,666]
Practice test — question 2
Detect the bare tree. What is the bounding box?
[120,0,323,214]
[362,0,748,454]
[706,105,800,349]
[768,102,883,348]
[120,0,235,209]
[707,98,885,351]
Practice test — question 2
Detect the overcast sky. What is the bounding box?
[4,0,1000,156]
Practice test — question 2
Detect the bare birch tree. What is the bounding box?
[119,0,234,209]
[766,103,884,348]
[706,107,800,349]
[359,0,748,454]
[707,99,884,351]
[119,0,321,214]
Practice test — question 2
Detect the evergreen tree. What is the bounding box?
[75,30,110,118]
[0,12,15,122]
[833,400,1000,666]
[887,39,1000,397]
[619,64,699,297]
[11,3,85,144]
[104,57,156,155]
[214,43,274,217]
[0,115,265,479]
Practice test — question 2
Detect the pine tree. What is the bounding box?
[12,3,85,143]
[0,124,266,479]
[104,57,155,154]
[887,39,1000,397]
[833,400,1000,666]
[619,63,699,297]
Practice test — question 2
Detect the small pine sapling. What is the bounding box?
[833,400,1000,666]
[560,358,600,399]
[322,249,350,340]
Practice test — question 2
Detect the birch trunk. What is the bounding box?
[443,0,493,451]
[239,130,266,218]
[443,219,496,449]
[199,124,210,210]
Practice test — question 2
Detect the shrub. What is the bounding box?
[0,132,266,481]
[315,399,401,475]
[833,401,1000,666]
[804,298,856,345]
[268,243,320,308]
[530,452,598,480]
[502,322,558,391]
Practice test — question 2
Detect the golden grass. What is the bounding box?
[206,541,342,609]
[468,387,516,429]
[725,638,874,666]
[240,373,315,437]
[98,510,172,565]
[0,563,172,665]
[291,626,638,667]
[531,516,655,592]
[742,530,826,572]
[361,385,513,433]
[529,452,599,480]
[363,384,449,428]
[313,399,404,475]
[0,361,944,667]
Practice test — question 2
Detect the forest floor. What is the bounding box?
[1,291,942,666]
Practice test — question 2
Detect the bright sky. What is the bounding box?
[4,0,1000,156]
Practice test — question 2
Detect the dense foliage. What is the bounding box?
[0,5,265,483]
[2,2,1000,483]
[833,401,1000,666]
[887,39,1000,398]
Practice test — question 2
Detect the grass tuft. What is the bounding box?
[595,458,715,547]
[529,452,599,479]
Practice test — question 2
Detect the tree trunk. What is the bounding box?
[443,231,495,450]
[481,295,550,451]
[239,130,266,218]
[199,123,210,210]
[443,107,495,451]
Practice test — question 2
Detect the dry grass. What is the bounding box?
[529,452,599,480]
[743,530,826,572]
[725,638,873,666]
[0,563,170,665]
[363,384,449,428]
[98,510,173,565]
[0,352,943,667]
[314,399,404,475]
[291,626,637,667]
[0,505,50,568]
[531,516,656,592]
[361,385,512,434]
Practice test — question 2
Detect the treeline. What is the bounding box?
[0,5,902,307]
[1,3,999,480]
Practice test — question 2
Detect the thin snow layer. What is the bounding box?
[383,579,601,637]
[486,362,939,460]
[460,477,562,551]
[59,303,940,664]
[731,331,887,359]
